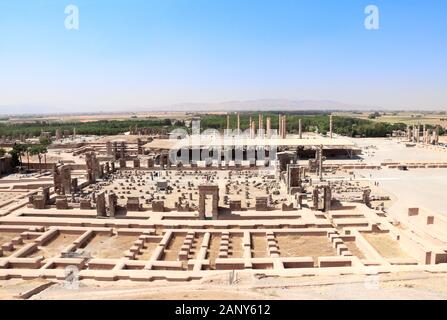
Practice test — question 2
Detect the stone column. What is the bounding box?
[282,115,287,139]
[237,113,240,132]
[298,119,302,139]
[423,124,426,143]
[266,117,271,138]
[108,192,118,217]
[312,187,319,211]
[106,141,112,155]
[113,142,118,160]
[96,192,106,217]
[329,114,333,138]
[251,120,256,139]
[323,185,332,212]
[433,128,439,144]
[120,142,125,159]
[61,165,72,194]
[42,187,50,205]
[317,145,324,180]
[278,115,282,139]
[363,189,371,208]
[137,138,143,155]
[226,114,230,131]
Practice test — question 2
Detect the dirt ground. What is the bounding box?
[362,232,411,259]
[3,271,447,300]
[81,234,138,259]
[276,235,337,260]
[28,234,79,259]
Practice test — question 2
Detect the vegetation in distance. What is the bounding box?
[0,113,444,139]
[200,113,445,137]
[0,118,182,138]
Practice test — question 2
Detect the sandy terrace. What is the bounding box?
[276,235,337,261]
[0,191,27,207]
[362,232,411,259]
[80,234,138,259]
[27,233,79,259]
[251,234,269,258]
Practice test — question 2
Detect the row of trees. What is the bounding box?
[0,119,176,138]
[4,138,50,173]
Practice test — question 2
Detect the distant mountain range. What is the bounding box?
[0,99,415,116]
[164,99,379,112]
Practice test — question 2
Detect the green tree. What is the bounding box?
[0,148,6,157]
[12,143,27,166]
[8,149,20,168]
[39,137,51,147]
[29,145,48,173]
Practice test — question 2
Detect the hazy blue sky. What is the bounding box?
[0,0,446,113]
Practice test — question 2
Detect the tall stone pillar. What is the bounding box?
[287,164,301,194]
[329,114,333,138]
[120,142,125,159]
[266,117,271,138]
[251,120,256,139]
[106,141,112,155]
[299,119,302,139]
[312,187,319,211]
[423,124,426,143]
[317,145,324,180]
[433,128,439,144]
[363,189,371,208]
[278,115,282,139]
[323,185,332,212]
[226,114,230,131]
[237,113,240,132]
[96,192,106,217]
[108,192,118,217]
[282,115,287,139]
[137,138,143,155]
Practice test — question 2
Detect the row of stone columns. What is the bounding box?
[224,113,336,139]
[406,124,439,144]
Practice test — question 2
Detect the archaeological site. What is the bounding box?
[1,113,447,300]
